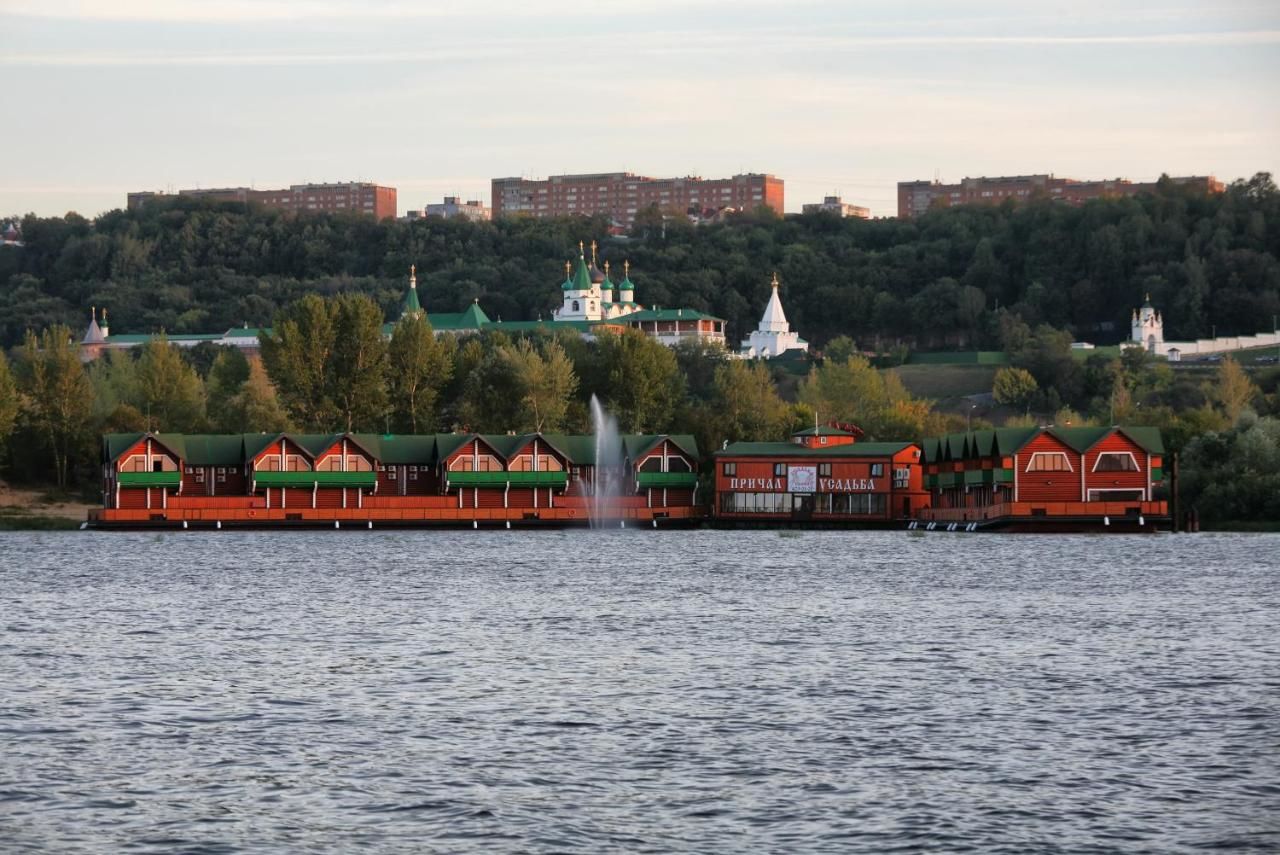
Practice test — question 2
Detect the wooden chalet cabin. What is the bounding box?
[93,431,702,528]
[919,426,1168,531]
[712,426,929,525]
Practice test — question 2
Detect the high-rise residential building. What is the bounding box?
[801,196,871,219]
[491,172,783,229]
[897,174,1223,219]
[408,196,491,221]
[127,182,397,219]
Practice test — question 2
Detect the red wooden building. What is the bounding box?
[919,426,1168,531]
[93,431,701,528]
[712,427,929,525]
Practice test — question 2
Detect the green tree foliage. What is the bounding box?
[0,350,18,457]
[591,329,684,433]
[18,326,93,487]
[1207,356,1259,422]
[329,293,389,432]
[458,335,577,433]
[205,349,251,428]
[822,335,857,364]
[259,294,336,429]
[5,174,1275,354]
[135,334,206,431]
[223,360,291,434]
[1180,413,1280,523]
[388,315,455,433]
[991,366,1038,413]
[710,360,791,442]
[798,356,935,440]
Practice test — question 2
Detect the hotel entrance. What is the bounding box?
[792,493,815,520]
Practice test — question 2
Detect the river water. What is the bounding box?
[2,530,1277,853]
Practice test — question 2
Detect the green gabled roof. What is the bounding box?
[992,427,1038,456]
[969,429,996,457]
[433,432,483,460]
[351,433,436,465]
[716,441,913,458]
[1044,426,1111,453]
[426,302,491,331]
[104,334,155,344]
[792,426,855,437]
[242,432,282,460]
[224,327,264,339]
[622,434,700,462]
[622,308,724,323]
[104,432,147,462]
[1114,426,1165,454]
[541,433,597,465]
[177,434,245,466]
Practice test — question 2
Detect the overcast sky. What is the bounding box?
[3,0,1277,218]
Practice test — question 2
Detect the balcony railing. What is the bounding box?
[446,471,568,488]
[118,471,181,487]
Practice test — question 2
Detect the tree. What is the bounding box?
[329,293,390,432]
[509,338,577,433]
[1209,356,1259,422]
[388,315,455,433]
[711,360,790,442]
[992,366,1038,413]
[225,360,291,433]
[19,326,93,488]
[206,348,251,429]
[594,329,684,433]
[135,334,206,431]
[798,356,933,439]
[260,294,338,430]
[823,335,857,364]
[0,350,18,458]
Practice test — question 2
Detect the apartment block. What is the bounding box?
[127,182,398,220]
[802,195,871,219]
[897,174,1223,219]
[491,172,783,229]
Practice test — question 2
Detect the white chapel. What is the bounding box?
[740,273,808,359]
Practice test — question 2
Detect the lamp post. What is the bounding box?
[967,403,977,432]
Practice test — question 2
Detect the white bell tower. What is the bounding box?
[1130,294,1163,353]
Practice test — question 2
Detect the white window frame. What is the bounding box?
[1025,452,1074,473]
[1091,452,1140,473]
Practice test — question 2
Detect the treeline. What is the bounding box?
[0,299,951,494]
[2,173,1278,351]
[0,295,1276,524]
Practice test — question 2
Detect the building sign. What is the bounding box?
[819,478,877,492]
[789,465,817,494]
[728,477,785,490]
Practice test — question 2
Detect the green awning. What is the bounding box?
[635,471,698,489]
[254,471,377,488]
[118,471,181,487]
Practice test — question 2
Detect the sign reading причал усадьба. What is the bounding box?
[726,468,879,493]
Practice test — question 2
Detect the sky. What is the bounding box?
[2,0,1278,219]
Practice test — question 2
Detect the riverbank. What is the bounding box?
[0,482,93,530]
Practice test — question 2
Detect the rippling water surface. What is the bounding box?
[2,530,1278,853]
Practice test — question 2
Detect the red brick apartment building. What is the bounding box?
[491,172,783,229]
[127,182,398,220]
[897,174,1223,219]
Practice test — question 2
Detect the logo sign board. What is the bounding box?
[788,465,817,494]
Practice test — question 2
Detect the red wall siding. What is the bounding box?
[1083,432,1149,497]
[1015,434,1083,502]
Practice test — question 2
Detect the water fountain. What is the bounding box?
[589,394,623,528]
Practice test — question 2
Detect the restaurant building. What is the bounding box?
[919,426,1168,530]
[93,431,701,528]
[712,426,929,525]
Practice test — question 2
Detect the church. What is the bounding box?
[738,273,808,359]
[1125,294,1280,361]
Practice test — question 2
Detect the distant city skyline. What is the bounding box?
[3,0,1277,219]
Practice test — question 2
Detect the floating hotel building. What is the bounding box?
[91,430,701,528]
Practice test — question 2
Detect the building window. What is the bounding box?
[217,471,226,483]
[1026,452,1073,472]
[1093,452,1139,472]
[819,463,832,477]
[388,468,397,480]
[870,463,884,477]
[722,462,736,477]
[820,436,827,444]
[774,463,786,477]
